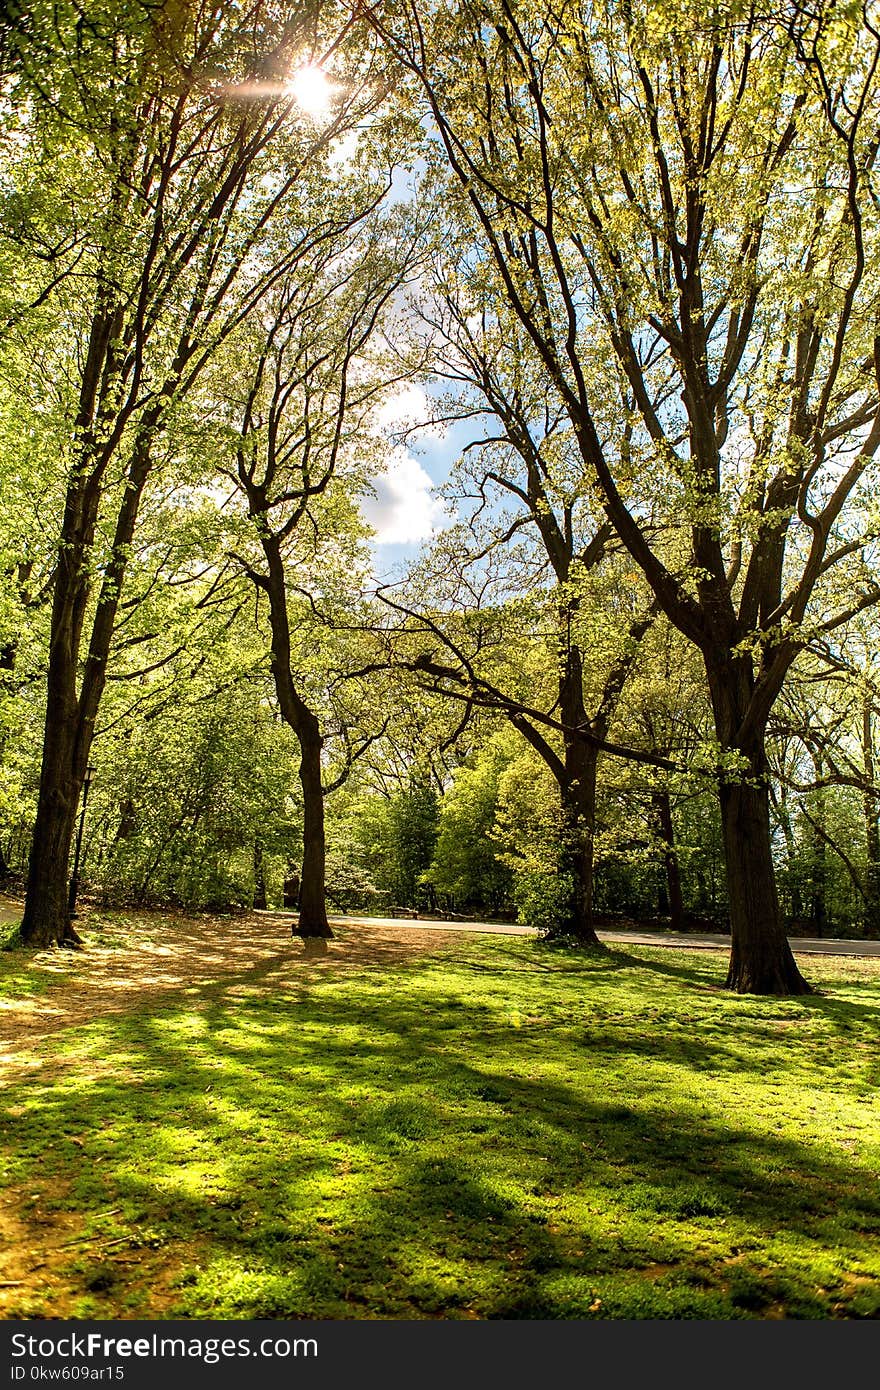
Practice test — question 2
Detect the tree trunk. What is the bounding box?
[718,773,809,993]
[283,867,301,909]
[862,700,880,938]
[20,558,88,946]
[252,836,267,910]
[257,537,332,940]
[555,738,602,947]
[296,713,331,937]
[652,788,684,930]
[21,407,156,948]
[0,634,14,883]
[21,770,82,945]
[707,659,811,995]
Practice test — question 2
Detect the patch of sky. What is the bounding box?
[363,381,488,580]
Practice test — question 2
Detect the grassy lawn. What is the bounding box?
[1,921,878,1319]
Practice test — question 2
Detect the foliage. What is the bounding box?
[86,691,299,910]
[370,779,439,909]
[3,0,880,963]
[425,736,512,912]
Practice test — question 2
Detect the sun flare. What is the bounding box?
[287,65,334,117]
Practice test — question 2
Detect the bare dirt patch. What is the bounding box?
[0,1178,203,1320]
[0,907,457,1061]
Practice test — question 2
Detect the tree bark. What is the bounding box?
[0,632,15,869]
[553,629,603,947]
[719,773,809,992]
[21,755,82,944]
[21,417,156,947]
[252,836,267,910]
[297,714,330,936]
[20,532,90,946]
[707,659,811,994]
[258,536,332,939]
[555,741,601,946]
[21,286,133,946]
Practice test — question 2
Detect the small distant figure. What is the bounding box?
[283,866,301,911]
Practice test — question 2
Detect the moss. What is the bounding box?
[0,924,878,1318]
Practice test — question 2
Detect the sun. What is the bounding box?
[287,65,334,117]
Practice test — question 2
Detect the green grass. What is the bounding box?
[1,929,879,1319]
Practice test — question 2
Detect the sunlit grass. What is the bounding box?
[1,930,878,1319]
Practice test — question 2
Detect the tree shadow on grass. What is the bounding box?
[794,990,880,1030]
[2,972,878,1319]
[599,946,726,988]
[596,944,880,1027]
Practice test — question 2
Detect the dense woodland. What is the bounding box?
[2,0,880,995]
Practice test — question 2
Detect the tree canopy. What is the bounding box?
[2,0,880,993]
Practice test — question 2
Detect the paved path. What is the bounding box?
[0,898,20,927]
[328,914,880,957]
[4,896,877,958]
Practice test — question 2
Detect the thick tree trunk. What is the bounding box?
[652,788,684,930]
[21,761,82,945]
[707,659,811,995]
[296,716,331,938]
[21,553,88,947]
[22,814,79,946]
[21,424,155,948]
[718,774,809,993]
[554,737,602,947]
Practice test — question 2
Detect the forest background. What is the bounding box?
[3,0,880,998]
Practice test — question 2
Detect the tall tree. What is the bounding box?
[6,0,382,944]
[386,277,660,943]
[367,0,880,993]
[385,550,663,943]
[222,209,418,935]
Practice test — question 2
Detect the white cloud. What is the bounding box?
[374,384,446,443]
[362,447,448,546]
[361,385,452,546]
